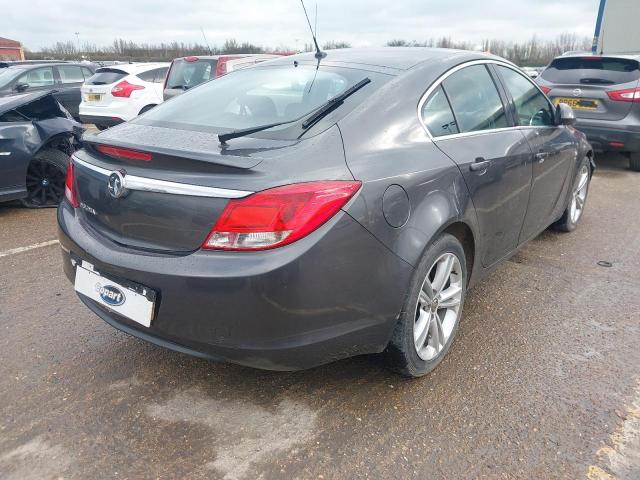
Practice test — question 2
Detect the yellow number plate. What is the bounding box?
[83,93,102,102]
[554,97,598,110]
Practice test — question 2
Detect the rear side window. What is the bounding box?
[137,67,168,83]
[420,85,459,137]
[540,57,640,85]
[497,66,554,127]
[85,68,128,85]
[57,65,85,84]
[442,65,509,133]
[166,59,217,90]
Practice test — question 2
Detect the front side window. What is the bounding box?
[420,85,459,137]
[57,65,85,84]
[16,67,55,88]
[442,65,508,133]
[497,66,554,126]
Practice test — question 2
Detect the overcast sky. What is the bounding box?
[7,0,600,51]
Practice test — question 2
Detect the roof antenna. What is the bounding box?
[200,27,213,55]
[300,0,326,60]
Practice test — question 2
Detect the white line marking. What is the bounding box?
[0,240,59,258]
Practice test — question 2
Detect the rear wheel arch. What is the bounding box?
[438,221,476,287]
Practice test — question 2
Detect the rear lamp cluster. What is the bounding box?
[65,161,360,252]
[202,181,361,251]
[64,159,79,208]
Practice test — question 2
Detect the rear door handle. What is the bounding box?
[469,158,490,172]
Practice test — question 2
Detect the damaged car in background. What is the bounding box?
[0,91,83,207]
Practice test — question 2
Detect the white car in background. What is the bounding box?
[79,63,169,130]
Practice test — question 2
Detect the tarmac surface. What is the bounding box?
[0,153,638,479]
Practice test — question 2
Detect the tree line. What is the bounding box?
[25,33,591,67]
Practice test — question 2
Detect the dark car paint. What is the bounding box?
[0,92,82,202]
[58,202,414,370]
[57,48,593,370]
[0,63,95,119]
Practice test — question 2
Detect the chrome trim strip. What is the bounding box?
[72,156,253,199]
[416,59,553,141]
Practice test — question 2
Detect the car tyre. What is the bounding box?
[383,233,467,378]
[21,148,69,208]
[553,157,591,232]
[629,153,640,172]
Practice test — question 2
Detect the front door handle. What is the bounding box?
[469,157,490,172]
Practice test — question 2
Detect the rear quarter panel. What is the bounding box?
[338,54,482,283]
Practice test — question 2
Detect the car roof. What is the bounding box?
[96,62,170,73]
[174,54,279,61]
[4,62,91,70]
[262,47,506,72]
[556,52,640,61]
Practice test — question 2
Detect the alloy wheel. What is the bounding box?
[569,164,590,224]
[414,252,463,361]
[25,159,66,207]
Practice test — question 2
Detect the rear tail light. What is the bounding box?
[607,87,640,103]
[96,144,152,161]
[111,80,145,98]
[539,86,552,95]
[215,59,228,77]
[202,181,362,251]
[215,56,242,78]
[64,160,79,208]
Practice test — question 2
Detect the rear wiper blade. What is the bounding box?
[218,77,371,146]
[301,77,371,129]
[218,118,299,146]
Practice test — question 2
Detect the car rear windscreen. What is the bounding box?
[139,64,388,138]
[85,68,128,85]
[165,59,218,90]
[540,57,640,85]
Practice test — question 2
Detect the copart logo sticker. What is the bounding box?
[95,283,126,306]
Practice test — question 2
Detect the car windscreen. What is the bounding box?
[165,59,218,90]
[84,68,128,85]
[138,65,387,136]
[540,57,640,85]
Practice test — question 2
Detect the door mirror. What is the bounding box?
[14,83,29,92]
[556,103,576,126]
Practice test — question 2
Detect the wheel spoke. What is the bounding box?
[439,284,462,308]
[418,290,430,307]
[432,255,454,294]
[430,311,444,350]
[414,309,431,349]
[576,172,589,192]
[576,195,584,210]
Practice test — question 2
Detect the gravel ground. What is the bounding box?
[0,153,638,480]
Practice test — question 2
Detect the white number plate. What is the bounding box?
[74,264,155,327]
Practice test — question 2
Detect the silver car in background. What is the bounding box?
[536,53,640,170]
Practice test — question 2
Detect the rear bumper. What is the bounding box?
[79,114,124,128]
[57,201,413,371]
[575,120,640,153]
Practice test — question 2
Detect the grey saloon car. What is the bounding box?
[536,53,640,171]
[58,48,593,376]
